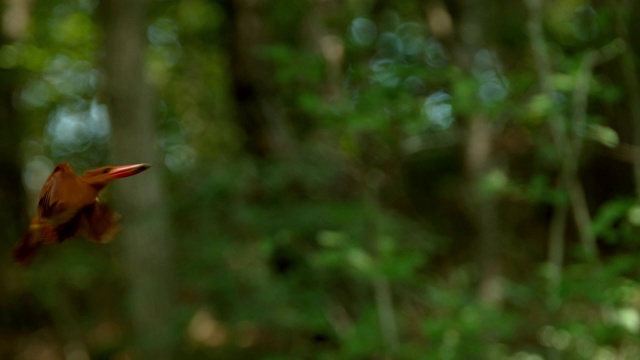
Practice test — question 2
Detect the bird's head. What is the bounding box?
[82,163,150,188]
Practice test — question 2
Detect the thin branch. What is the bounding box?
[525,0,604,261]
[374,275,399,352]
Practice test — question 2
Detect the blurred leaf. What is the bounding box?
[177,0,223,34]
[479,168,509,194]
[627,205,640,226]
[551,73,575,91]
[452,74,478,115]
[588,124,619,148]
[592,198,634,243]
[317,230,348,248]
[527,93,554,119]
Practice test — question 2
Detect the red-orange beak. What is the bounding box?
[107,163,150,179]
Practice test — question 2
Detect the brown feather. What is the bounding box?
[13,162,149,265]
[77,201,121,243]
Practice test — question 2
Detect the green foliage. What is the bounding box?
[4,0,640,359]
[591,198,635,244]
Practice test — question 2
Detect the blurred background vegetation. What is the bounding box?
[1,0,640,359]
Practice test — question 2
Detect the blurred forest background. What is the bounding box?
[2,0,640,359]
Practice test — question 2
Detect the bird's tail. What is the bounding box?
[13,219,57,265]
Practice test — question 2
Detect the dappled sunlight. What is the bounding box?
[187,309,228,348]
[472,49,510,105]
[422,91,454,130]
[46,100,110,157]
[349,17,377,47]
[164,143,197,173]
[1,0,639,359]
[23,156,54,193]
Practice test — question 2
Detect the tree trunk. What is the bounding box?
[99,1,174,359]
[616,2,640,197]
[454,0,504,307]
[0,0,28,258]
[0,62,25,256]
[226,0,293,158]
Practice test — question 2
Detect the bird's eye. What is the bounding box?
[101,168,110,174]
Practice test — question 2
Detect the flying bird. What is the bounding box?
[13,162,150,265]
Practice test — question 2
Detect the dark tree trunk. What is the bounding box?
[0,67,25,253]
[98,0,174,359]
[0,3,30,355]
[225,0,293,157]
[0,1,28,260]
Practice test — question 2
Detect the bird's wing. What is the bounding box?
[37,165,64,219]
[38,166,97,224]
[76,200,121,243]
